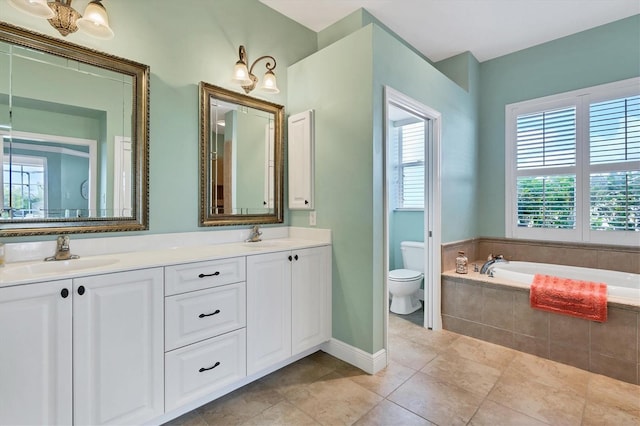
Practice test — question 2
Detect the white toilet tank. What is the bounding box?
[400,241,424,272]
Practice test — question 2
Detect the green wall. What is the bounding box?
[0,0,317,241]
[288,24,478,353]
[288,26,376,353]
[477,15,640,237]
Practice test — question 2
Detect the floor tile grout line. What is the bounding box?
[482,352,589,425]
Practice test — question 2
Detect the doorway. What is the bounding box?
[383,87,442,352]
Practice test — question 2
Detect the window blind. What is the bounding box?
[516,107,576,170]
[590,171,640,231]
[516,175,576,229]
[507,78,639,243]
[590,95,640,164]
[399,122,424,208]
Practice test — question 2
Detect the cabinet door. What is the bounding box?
[246,252,292,375]
[0,280,72,426]
[288,110,314,209]
[73,268,164,425]
[292,246,332,354]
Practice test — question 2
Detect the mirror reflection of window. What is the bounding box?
[1,132,94,219]
[3,155,45,218]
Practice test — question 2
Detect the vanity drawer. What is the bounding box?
[165,282,246,351]
[165,329,246,411]
[165,257,246,296]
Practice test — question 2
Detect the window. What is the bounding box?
[391,118,426,209]
[3,155,46,218]
[506,78,639,245]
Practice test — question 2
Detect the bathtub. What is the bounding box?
[491,261,640,303]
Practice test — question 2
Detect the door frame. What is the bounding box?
[383,86,442,351]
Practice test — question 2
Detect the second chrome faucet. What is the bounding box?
[246,225,262,243]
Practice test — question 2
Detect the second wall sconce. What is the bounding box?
[231,45,280,94]
[7,0,115,39]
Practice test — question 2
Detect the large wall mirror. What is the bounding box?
[199,82,283,226]
[0,22,149,236]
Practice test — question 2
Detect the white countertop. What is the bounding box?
[0,237,329,288]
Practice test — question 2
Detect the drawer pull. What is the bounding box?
[199,361,221,373]
[198,309,221,318]
[198,271,221,278]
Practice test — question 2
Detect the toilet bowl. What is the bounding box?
[388,241,425,315]
[388,269,423,314]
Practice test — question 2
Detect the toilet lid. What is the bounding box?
[389,269,423,281]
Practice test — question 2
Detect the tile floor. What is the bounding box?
[166,312,640,426]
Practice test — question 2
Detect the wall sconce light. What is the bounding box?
[231,45,279,94]
[8,0,114,39]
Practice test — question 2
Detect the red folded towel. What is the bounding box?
[530,274,607,322]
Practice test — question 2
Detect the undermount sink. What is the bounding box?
[5,257,120,277]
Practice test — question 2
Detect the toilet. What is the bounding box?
[388,241,424,315]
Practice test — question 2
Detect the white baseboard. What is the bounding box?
[321,338,387,374]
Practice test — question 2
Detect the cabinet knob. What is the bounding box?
[294,254,299,261]
[263,201,267,206]
[304,200,309,205]
[60,288,69,298]
[77,286,85,295]
[199,361,220,373]
[288,255,293,262]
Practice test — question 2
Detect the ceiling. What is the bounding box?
[259,0,640,62]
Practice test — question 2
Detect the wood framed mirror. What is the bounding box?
[199,82,283,226]
[0,22,149,236]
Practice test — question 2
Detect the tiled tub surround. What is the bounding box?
[441,270,640,385]
[441,237,640,274]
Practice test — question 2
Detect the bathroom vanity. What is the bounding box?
[0,234,331,425]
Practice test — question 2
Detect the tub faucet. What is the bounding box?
[246,225,262,243]
[480,254,507,274]
[44,235,80,261]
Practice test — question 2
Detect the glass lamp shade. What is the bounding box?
[7,0,55,19]
[232,61,252,86]
[260,70,280,94]
[76,1,114,39]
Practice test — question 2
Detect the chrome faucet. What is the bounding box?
[480,253,507,274]
[246,225,262,243]
[44,235,80,261]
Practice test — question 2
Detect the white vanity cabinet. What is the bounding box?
[0,279,73,426]
[73,268,164,426]
[246,251,292,374]
[0,236,332,425]
[164,257,247,411]
[0,268,164,426]
[291,246,332,354]
[246,245,331,375]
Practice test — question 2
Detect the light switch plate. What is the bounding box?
[309,211,317,226]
